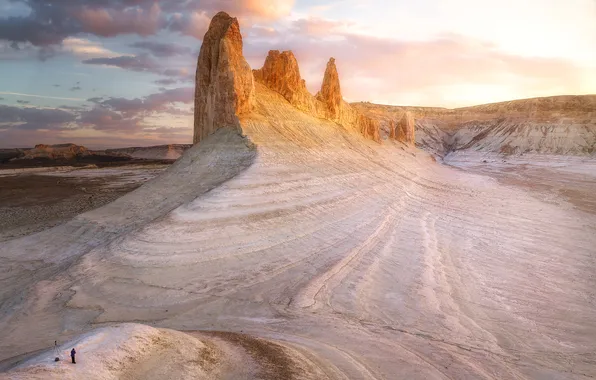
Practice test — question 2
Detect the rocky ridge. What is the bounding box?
[23,143,90,160]
[355,95,596,156]
[195,13,413,145]
[1,144,193,168]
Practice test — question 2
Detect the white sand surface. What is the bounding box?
[1,84,595,379]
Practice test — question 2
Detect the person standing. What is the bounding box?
[70,348,76,364]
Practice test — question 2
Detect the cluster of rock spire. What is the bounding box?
[193,11,415,146]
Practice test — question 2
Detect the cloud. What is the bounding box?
[83,54,160,72]
[76,3,162,37]
[37,45,56,61]
[130,41,192,57]
[0,0,295,46]
[237,0,295,20]
[78,87,193,135]
[82,52,195,84]
[95,87,194,116]
[62,37,119,57]
[0,91,85,102]
[78,106,143,131]
[0,88,194,148]
[16,100,30,104]
[155,78,179,86]
[290,17,354,36]
[249,18,589,107]
[167,11,211,40]
[70,86,82,91]
[0,104,77,131]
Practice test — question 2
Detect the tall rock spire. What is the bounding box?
[193,11,254,144]
[317,58,342,120]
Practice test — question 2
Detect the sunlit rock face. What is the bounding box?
[193,11,254,144]
[253,50,319,115]
[396,111,416,144]
[317,57,343,121]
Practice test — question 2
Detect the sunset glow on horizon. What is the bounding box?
[1,0,595,148]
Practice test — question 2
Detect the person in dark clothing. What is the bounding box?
[70,348,76,364]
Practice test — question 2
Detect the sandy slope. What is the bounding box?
[1,84,595,379]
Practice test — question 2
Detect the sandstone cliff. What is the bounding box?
[388,120,396,140]
[396,112,416,145]
[317,58,342,121]
[354,95,596,156]
[253,50,320,115]
[193,13,383,145]
[252,53,382,143]
[23,143,90,160]
[194,11,254,144]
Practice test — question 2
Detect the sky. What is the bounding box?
[0,0,595,148]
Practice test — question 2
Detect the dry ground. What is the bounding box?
[0,85,594,379]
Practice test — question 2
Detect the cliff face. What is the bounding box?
[193,11,254,144]
[354,95,596,156]
[396,112,416,145]
[23,143,90,160]
[357,114,381,142]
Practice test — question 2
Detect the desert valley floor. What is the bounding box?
[0,82,595,379]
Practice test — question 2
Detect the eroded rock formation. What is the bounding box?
[196,13,383,145]
[194,11,254,144]
[253,50,317,114]
[358,115,381,143]
[396,112,416,145]
[23,143,89,160]
[317,58,343,121]
[355,95,596,155]
[389,120,396,139]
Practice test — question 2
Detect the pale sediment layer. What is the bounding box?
[1,83,595,379]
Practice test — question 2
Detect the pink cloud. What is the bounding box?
[241,0,295,20]
[249,18,588,107]
[77,3,162,37]
[168,11,211,40]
